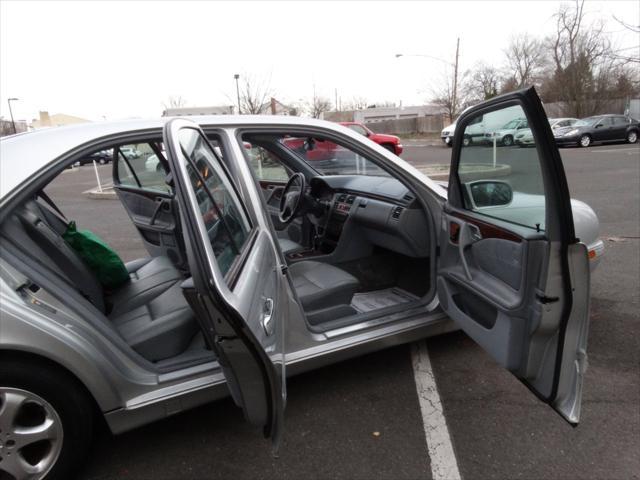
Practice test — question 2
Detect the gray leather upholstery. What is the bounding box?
[13,200,198,362]
[107,257,199,361]
[278,238,303,253]
[289,260,359,311]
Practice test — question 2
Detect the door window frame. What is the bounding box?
[449,94,576,244]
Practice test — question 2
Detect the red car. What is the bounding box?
[340,122,403,155]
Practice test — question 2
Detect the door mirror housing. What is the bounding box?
[465,180,513,208]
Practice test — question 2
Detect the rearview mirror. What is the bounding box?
[465,180,513,208]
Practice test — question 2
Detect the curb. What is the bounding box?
[416,163,511,180]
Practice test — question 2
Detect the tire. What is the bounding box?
[502,135,513,147]
[98,158,106,165]
[156,163,164,173]
[382,144,395,154]
[462,135,472,147]
[627,130,638,144]
[579,134,591,148]
[0,359,94,480]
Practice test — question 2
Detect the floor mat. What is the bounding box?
[351,287,419,313]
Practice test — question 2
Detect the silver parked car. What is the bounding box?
[0,88,603,479]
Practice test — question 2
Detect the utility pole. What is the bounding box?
[452,37,460,120]
[8,98,18,134]
[234,74,241,114]
[335,88,338,111]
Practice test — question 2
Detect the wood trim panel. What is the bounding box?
[449,211,523,243]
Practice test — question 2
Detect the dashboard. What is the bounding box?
[308,175,430,258]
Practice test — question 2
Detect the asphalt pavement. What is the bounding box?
[53,142,639,480]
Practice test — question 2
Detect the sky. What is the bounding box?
[1,0,638,122]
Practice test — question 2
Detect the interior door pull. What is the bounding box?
[458,222,481,281]
[150,199,169,225]
[262,297,275,336]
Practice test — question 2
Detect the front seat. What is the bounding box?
[288,260,359,311]
[278,237,303,254]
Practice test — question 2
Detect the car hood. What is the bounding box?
[554,125,585,136]
[442,122,456,134]
[371,133,400,143]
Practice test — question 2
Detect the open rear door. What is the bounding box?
[163,119,286,446]
[438,87,590,424]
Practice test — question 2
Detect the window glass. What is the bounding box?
[246,145,290,182]
[613,116,628,125]
[279,136,390,177]
[346,124,368,136]
[459,104,546,231]
[116,143,171,193]
[179,128,251,278]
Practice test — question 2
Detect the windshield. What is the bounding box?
[279,136,390,177]
[501,118,527,129]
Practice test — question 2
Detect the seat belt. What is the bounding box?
[37,191,68,222]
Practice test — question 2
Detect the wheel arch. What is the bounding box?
[0,346,120,416]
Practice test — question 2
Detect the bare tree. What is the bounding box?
[343,96,369,110]
[466,62,501,101]
[504,33,547,88]
[239,74,274,114]
[610,15,640,64]
[307,94,333,118]
[430,70,468,120]
[162,95,187,110]
[544,0,613,116]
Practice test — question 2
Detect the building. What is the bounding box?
[322,104,442,124]
[162,105,236,116]
[31,111,90,129]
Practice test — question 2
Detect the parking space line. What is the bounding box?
[588,147,640,153]
[412,341,461,480]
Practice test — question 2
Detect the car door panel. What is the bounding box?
[164,119,285,447]
[441,87,591,424]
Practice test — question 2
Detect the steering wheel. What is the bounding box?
[279,173,306,224]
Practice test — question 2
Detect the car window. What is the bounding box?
[346,124,368,136]
[596,117,612,127]
[279,135,390,177]
[246,145,290,182]
[459,104,546,231]
[179,128,251,279]
[115,142,171,193]
[613,116,629,125]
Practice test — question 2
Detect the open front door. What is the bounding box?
[163,119,286,446]
[438,87,590,424]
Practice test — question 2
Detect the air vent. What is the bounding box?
[337,194,347,202]
[403,193,414,203]
[346,195,356,204]
[391,206,403,220]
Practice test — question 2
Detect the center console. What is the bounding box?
[286,193,354,261]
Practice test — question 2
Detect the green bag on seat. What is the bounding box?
[62,221,129,289]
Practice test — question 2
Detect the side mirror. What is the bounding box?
[595,123,603,128]
[465,180,513,209]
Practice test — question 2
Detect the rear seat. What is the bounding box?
[9,199,199,362]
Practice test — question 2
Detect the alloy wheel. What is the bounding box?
[628,131,638,144]
[0,388,64,480]
[580,135,591,147]
[502,135,513,146]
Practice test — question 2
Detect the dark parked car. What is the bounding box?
[554,114,639,147]
[74,148,114,165]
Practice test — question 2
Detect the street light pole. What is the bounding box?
[234,74,241,115]
[452,37,460,119]
[396,38,461,118]
[7,97,19,134]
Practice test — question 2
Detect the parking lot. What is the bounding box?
[48,142,640,480]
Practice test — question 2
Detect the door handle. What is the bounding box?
[150,198,171,225]
[262,297,275,336]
